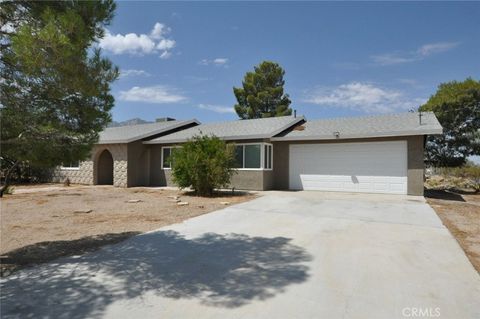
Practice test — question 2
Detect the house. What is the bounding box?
[54,112,442,195]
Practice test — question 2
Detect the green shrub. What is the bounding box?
[171,134,236,196]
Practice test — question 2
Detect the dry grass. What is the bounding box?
[0,184,256,276]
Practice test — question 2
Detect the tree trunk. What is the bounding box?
[0,160,19,197]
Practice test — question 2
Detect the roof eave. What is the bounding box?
[144,116,305,144]
[144,133,273,145]
[270,128,443,141]
[97,119,200,145]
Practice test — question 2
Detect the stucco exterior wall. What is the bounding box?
[149,145,171,186]
[406,135,425,196]
[53,135,426,194]
[229,170,264,190]
[272,136,426,196]
[127,141,150,187]
[148,144,269,190]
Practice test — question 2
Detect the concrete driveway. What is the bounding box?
[1,191,479,319]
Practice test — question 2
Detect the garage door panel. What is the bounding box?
[289,142,407,194]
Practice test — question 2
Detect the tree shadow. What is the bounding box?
[424,189,466,202]
[1,231,312,318]
[1,232,141,277]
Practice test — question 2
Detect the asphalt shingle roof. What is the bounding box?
[145,116,304,144]
[271,112,442,141]
[98,119,199,144]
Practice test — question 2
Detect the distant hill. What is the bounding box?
[108,118,152,128]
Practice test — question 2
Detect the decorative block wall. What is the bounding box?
[52,144,128,187]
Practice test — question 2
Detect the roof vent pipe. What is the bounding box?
[294,110,297,118]
[418,111,423,125]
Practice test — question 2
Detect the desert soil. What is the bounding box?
[0,185,255,276]
[425,189,480,273]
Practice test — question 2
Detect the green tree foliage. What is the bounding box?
[419,78,480,167]
[0,1,119,195]
[171,135,236,196]
[233,61,292,119]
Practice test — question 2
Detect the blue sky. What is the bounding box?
[99,1,480,123]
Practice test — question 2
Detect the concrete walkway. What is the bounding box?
[1,191,479,319]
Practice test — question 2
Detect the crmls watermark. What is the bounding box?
[402,307,441,317]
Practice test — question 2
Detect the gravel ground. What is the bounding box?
[0,184,256,276]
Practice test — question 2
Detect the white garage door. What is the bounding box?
[289,141,407,194]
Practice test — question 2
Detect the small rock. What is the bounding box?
[126,199,142,203]
[220,201,230,205]
[169,199,181,203]
[177,201,189,206]
[197,205,204,208]
[167,195,180,200]
[73,209,92,214]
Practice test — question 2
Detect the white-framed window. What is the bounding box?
[61,161,80,170]
[234,143,273,170]
[161,146,181,169]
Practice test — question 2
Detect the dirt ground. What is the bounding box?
[0,184,256,276]
[425,189,480,273]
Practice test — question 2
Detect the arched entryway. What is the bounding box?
[97,149,113,185]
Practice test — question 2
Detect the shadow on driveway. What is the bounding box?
[1,230,312,318]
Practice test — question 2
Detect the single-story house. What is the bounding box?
[54,112,442,195]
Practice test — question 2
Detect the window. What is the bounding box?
[233,143,273,170]
[161,146,181,169]
[61,161,80,170]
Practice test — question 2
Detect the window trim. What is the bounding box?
[234,142,273,171]
[161,143,273,171]
[161,146,181,169]
[60,161,80,170]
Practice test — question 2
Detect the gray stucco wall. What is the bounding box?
[127,141,150,187]
[271,136,426,196]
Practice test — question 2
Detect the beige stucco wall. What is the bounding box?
[271,136,426,196]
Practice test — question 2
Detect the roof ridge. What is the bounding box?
[104,119,185,130]
[192,115,299,127]
[307,111,434,123]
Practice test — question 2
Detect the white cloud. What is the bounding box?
[303,82,425,113]
[119,69,151,78]
[372,41,459,66]
[417,42,459,56]
[150,22,170,40]
[197,104,235,114]
[157,39,176,51]
[99,22,176,58]
[199,58,229,67]
[119,85,187,104]
[371,54,416,66]
[159,51,172,59]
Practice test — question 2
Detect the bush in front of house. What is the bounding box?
[171,134,236,196]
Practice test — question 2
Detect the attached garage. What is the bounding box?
[289,141,409,194]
